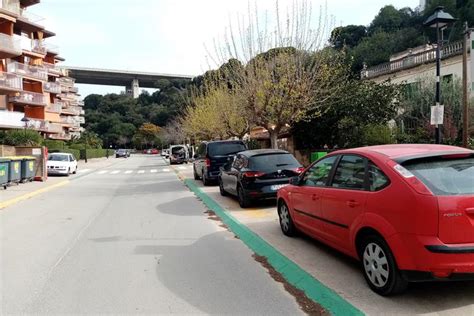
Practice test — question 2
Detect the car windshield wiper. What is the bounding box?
[276,163,291,167]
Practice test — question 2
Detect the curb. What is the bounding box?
[183,178,363,316]
[0,180,69,210]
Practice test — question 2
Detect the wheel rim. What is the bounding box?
[363,242,390,288]
[279,204,290,232]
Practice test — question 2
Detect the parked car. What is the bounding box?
[193,140,247,185]
[277,144,474,296]
[151,148,159,155]
[115,149,130,158]
[219,149,304,207]
[47,153,78,176]
[169,145,188,164]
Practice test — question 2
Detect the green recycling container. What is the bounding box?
[5,157,22,184]
[310,151,327,163]
[0,158,10,189]
[20,156,36,182]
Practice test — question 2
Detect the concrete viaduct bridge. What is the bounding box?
[64,66,194,98]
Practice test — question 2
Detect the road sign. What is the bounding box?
[430,105,444,125]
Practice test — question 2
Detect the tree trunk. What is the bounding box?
[269,130,279,149]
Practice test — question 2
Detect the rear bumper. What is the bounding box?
[401,270,474,282]
[393,234,474,276]
[242,183,289,200]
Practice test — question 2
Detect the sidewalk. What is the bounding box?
[0,157,123,209]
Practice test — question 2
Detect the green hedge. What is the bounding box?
[49,148,81,160]
[80,148,108,159]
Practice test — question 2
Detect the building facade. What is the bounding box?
[361,39,473,98]
[0,0,84,141]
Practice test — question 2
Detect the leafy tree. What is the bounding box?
[133,123,162,148]
[397,76,464,144]
[292,80,399,148]
[368,5,405,34]
[329,25,367,50]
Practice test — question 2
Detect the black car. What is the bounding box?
[218,149,304,208]
[193,140,247,185]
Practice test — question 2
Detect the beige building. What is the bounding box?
[361,40,472,97]
[0,0,84,140]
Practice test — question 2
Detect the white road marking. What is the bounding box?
[125,170,133,174]
[178,166,186,170]
[150,169,158,173]
[97,170,108,175]
[77,169,90,173]
[162,168,170,172]
[110,170,121,174]
[138,170,145,174]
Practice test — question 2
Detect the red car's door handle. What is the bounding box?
[346,200,359,207]
[466,208,474,215]
[312,194,319,201]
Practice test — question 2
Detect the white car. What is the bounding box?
[47,153,78,176]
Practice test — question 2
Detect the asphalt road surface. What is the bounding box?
[0,155,302,315]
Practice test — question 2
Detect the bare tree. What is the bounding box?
[203,0,347,148]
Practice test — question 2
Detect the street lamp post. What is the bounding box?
[20,116,30,137]
[424,6,457,144]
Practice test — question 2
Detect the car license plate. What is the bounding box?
[271,184,288,191]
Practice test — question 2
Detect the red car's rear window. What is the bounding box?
[403,156,474,196]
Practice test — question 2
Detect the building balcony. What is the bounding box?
[0,0,20,16]
[361,41,464,80]
[0,72,23,94]
[10,91,47,106]
[0,33,22,58]
[31,39,47,55]
[69,86,79,93]
[44,81,61,94]
[77,100,84,107]
[45,103,62,113]
[79,109,85,115]
[58,92,77,101]
[8,61,47,81]
[43,62,62,76]
[61,106,80,116]
[48,132,71,140]
[57,77,75,88]
[60,116,76,124]
[0,110,24,128]
[76,116,85,124]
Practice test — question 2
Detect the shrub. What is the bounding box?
[80,148,108,159]
[363,124,395,146]
[0,129,43,146]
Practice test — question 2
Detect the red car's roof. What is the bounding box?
[336,144,473,159]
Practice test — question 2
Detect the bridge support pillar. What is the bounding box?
[126,79,140,98]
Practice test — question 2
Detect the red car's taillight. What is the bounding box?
[293,167,305,174]
[393,164,433,195]
[205,158,211,167]
[243,171,265,178]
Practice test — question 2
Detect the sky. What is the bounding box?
[34,0,420,97]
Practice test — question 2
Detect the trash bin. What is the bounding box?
[0,158,10,189]
[20,156,36,183]
[5,157,22,184]
[310,151,328,163]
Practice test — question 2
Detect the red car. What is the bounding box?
[277,144,474,295]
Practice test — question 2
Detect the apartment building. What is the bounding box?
[0,0,84,141]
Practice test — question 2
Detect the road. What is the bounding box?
[0,155,302,314]
[175,164,474,316]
